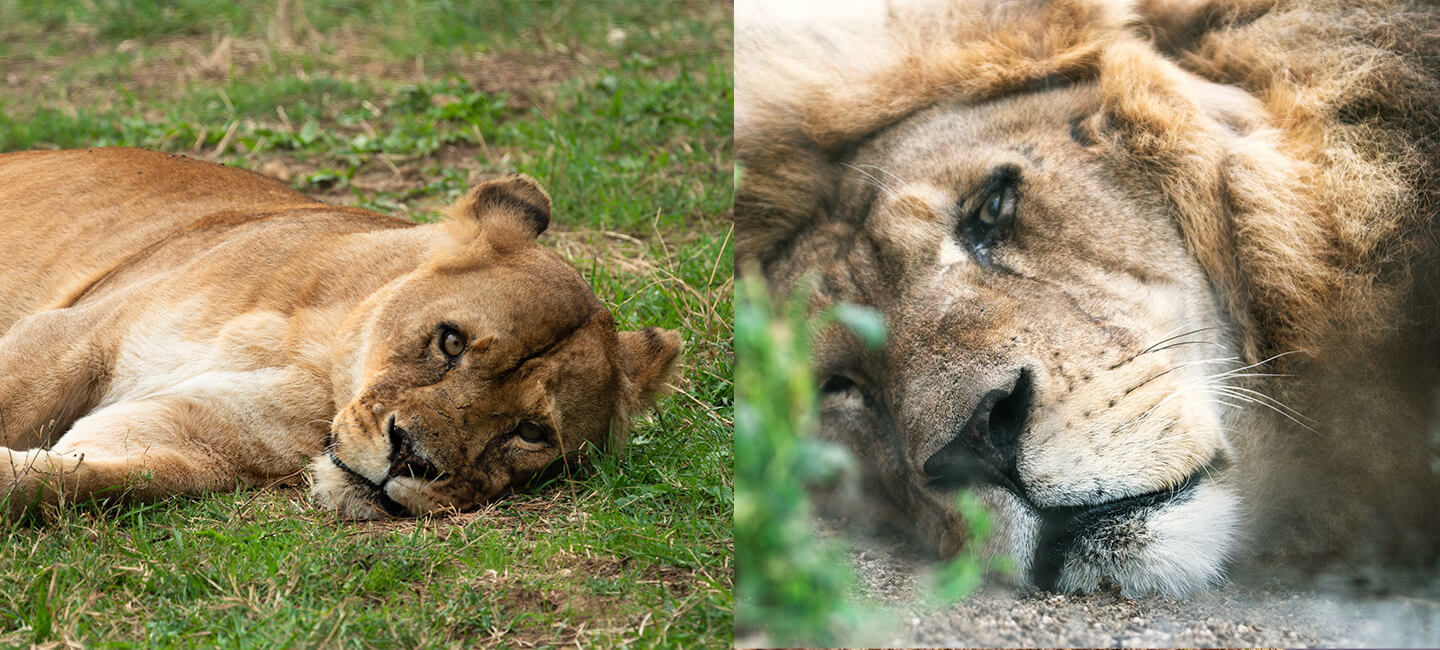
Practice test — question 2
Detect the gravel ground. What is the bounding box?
[808,527,1440,648]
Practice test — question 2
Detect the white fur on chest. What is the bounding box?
[106,312,286,404]
[100,310,328,452]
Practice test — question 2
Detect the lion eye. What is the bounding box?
[980,193,1003,225]
[513,422,550,444]
[439,328,466,358]
[959,166,1021,265]
[820,375,857,396]
[974,186,1016,232]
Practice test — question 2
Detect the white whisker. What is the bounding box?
[842,162,898,198]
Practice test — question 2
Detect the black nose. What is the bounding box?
[387,416,446,482]
[923,368,1034,492]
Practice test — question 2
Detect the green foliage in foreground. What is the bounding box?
[734,273,1004,646]
[734,275,867,646]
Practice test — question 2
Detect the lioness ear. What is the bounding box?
[454,174,552,238]
[617,328,682,410]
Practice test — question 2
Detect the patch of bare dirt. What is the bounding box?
[458,53,579,110]
[813,524,1440,648]
[450,547,710,648]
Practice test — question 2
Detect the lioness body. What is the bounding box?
[0,147,680,517]
[738,0,1440,596]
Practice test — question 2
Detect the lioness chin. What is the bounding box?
[738,0,1440,597]
[0,147,680,520]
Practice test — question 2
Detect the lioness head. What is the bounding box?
[739,0,1436,597]
[312,175,680,518]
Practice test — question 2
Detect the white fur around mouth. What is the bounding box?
[974,463,1241,598]
[1052,477,1240,597]
[309,454,410,519]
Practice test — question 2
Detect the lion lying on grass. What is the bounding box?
[0,147,680,520]
[738,0,1440,596]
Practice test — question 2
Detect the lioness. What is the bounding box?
[738,0,1440,596]
[0,147,680,520]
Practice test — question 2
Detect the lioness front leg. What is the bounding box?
[0,306,111,449]
[0,397,276,518]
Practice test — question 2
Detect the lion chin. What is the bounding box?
[975,476,1242,598]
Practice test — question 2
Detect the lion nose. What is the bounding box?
[923,367,1034,492]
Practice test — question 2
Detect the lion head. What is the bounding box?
[311,175,681,518]
[739,0,1440,597]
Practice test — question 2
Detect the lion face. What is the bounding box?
[771,84,1247,596]
[741,0,1440,599]
[311,176,680,518]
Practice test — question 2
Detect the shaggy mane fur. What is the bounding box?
[738,0,1440,364]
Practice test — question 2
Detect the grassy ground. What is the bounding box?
[0,1,732,646]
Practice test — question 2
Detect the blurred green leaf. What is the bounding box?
[832,303,887,349]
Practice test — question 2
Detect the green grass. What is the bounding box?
[0,1,731,647]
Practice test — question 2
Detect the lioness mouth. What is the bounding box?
[385,416,448,483]
[327,450,411,517]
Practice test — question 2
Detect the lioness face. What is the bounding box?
[312,176,680,519]
[792,84,1242,596]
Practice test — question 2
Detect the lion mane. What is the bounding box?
[742,0,1440,362]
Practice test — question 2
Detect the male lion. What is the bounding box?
[737,0,1440,597]
[0,147,680,520]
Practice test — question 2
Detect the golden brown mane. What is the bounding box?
[738,0,1440,363]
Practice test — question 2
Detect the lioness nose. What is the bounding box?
[923,368,1034,491]
[387,416,445,482]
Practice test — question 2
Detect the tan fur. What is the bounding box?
[0,147,681,519]
[739,0,1440,595]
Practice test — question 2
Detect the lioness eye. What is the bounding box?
[513,422,549,444]
[439,328,466,358]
